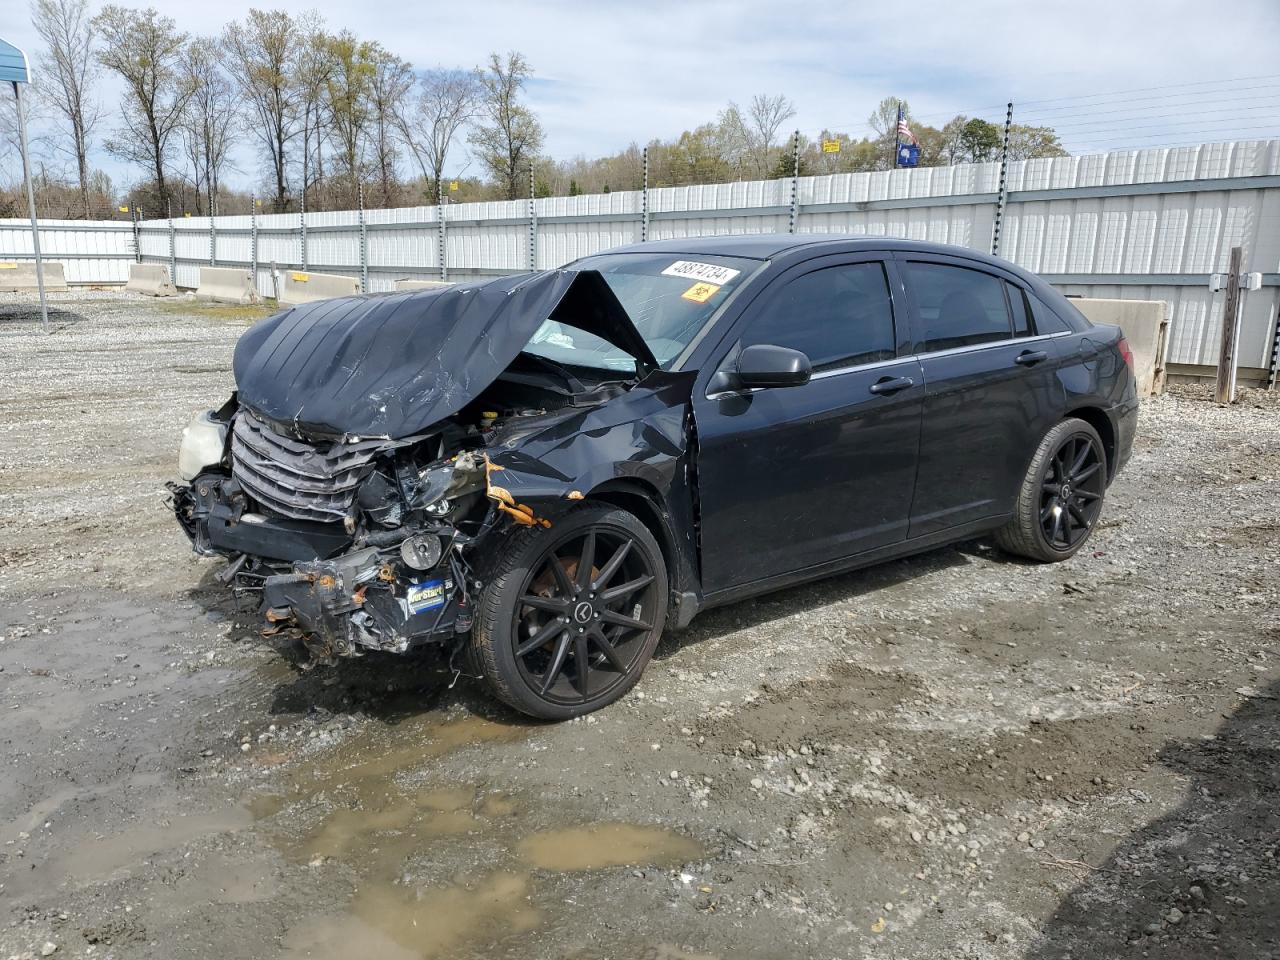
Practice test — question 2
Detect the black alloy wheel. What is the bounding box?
[995,417,1108,562]
[1039,433,1106,551]
[470,504,668,719]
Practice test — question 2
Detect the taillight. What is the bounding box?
[1117,337,1134,370]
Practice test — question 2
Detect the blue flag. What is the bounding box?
[897,143,920,167]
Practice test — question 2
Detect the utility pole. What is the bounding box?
[1215,246,1245,403]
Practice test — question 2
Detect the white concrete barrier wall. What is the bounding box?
[280,270,360,306]
[125,263,177,297]
[1072,298,1169,397]
[0,261,69,293]
[195,267,258,305]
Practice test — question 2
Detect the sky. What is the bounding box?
[5,0,1280,193]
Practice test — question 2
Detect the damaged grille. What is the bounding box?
[230,412,383,523]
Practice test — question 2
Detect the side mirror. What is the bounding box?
[737,344,812,389]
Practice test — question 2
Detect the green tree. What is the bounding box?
[469,51,544,200]
[958,118,1002,162]
[324,30,377,196]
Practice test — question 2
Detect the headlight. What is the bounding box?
[178,410,228,481]
[400,533,443,570]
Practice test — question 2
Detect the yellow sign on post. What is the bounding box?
[821,139,841,153]
[449,180,459,192]
[118,206,129,213]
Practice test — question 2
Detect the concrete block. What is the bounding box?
[393,279,454,292]
[1072,298,1169,396]
[125,262,178,297]
[0,260,69,293]
[280,270,360,306]
[196,267,258,305]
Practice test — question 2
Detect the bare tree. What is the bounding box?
[223,9,299,212]
[30,0,100,218]
[292,13,331,208]
[745,93,796,176]
[181,38,239,214]
[367,45,413,207]
[469,51,543,200]
[93,5,193,212]
[397,68,480,198]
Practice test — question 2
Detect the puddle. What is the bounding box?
[283,871,539,960]
[54,804,255,884]
[517,823,704,872]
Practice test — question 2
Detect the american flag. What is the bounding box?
[896,116,918,145]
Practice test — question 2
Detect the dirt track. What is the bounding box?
[1,292,1278,960]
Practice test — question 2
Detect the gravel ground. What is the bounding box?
[1,292,1277,960]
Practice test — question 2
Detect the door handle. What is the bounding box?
[869,375,914,395]
[1015,350,1049,366]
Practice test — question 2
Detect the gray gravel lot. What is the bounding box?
[1,292,1277,960]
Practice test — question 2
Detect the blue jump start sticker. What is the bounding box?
[405,577,452,615]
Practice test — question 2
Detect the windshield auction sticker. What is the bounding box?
[681,282,721,303]
[661,260,741,285]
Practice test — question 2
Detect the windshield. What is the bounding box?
[524,252,761,372]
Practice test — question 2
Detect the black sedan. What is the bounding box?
[170,235,1138,719]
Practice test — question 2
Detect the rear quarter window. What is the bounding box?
[1028,294,1073,335]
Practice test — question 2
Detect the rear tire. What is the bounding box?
[995,418,1107,563]
[469,503,668,720]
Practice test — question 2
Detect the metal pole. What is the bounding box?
[167,199,175,285]
[208,203,216,266]
[893,101,902,169]
[132,205,141,263]
[437,178,447,282]
[641,146,649,243]
[250,197,258,293]
[357,181,368,293]
[528,166,536,272]
[991,101,1014,257]
[13,81,48,333]
[299,185,308,271]
[788,130,800,234]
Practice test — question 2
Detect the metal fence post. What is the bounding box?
[437,178,447,282]
[641,146,649,243]
[131,205,141,263]
[167,199,175,282]
[991,102,1013,257]
[358,181,368,293]
[788,130,800,233]
[528,166,537,272]
[250,196,258,292]
[208,205,216,266]
[300,188,308,271]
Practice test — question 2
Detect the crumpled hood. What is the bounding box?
[232,270,658,440]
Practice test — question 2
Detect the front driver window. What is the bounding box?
[740,262,897,372]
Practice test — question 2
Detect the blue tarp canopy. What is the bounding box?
[0,37,31,84]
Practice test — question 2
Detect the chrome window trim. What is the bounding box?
[914,330,1073,361]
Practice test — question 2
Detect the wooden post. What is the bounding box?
[1214,245,1244,403]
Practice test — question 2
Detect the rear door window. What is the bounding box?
[904,261,1014,352]
[739,262,897,372]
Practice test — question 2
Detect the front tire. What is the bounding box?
[995,418,1107,563]
[469,503,668,720]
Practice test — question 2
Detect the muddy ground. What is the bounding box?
[1,291,1277,960]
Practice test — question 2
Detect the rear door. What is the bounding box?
[693,254,923,593]
[897,254,1068,538]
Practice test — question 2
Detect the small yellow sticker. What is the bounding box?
[292,272,309,282]
[681,281,721,304]
[0,262,16,269]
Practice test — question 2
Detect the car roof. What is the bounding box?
[603,233,1011,267]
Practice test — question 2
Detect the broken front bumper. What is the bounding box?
[170,474,471,658]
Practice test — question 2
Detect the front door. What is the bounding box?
[693,257,923,594]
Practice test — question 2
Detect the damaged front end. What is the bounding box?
[168,268,694,663]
